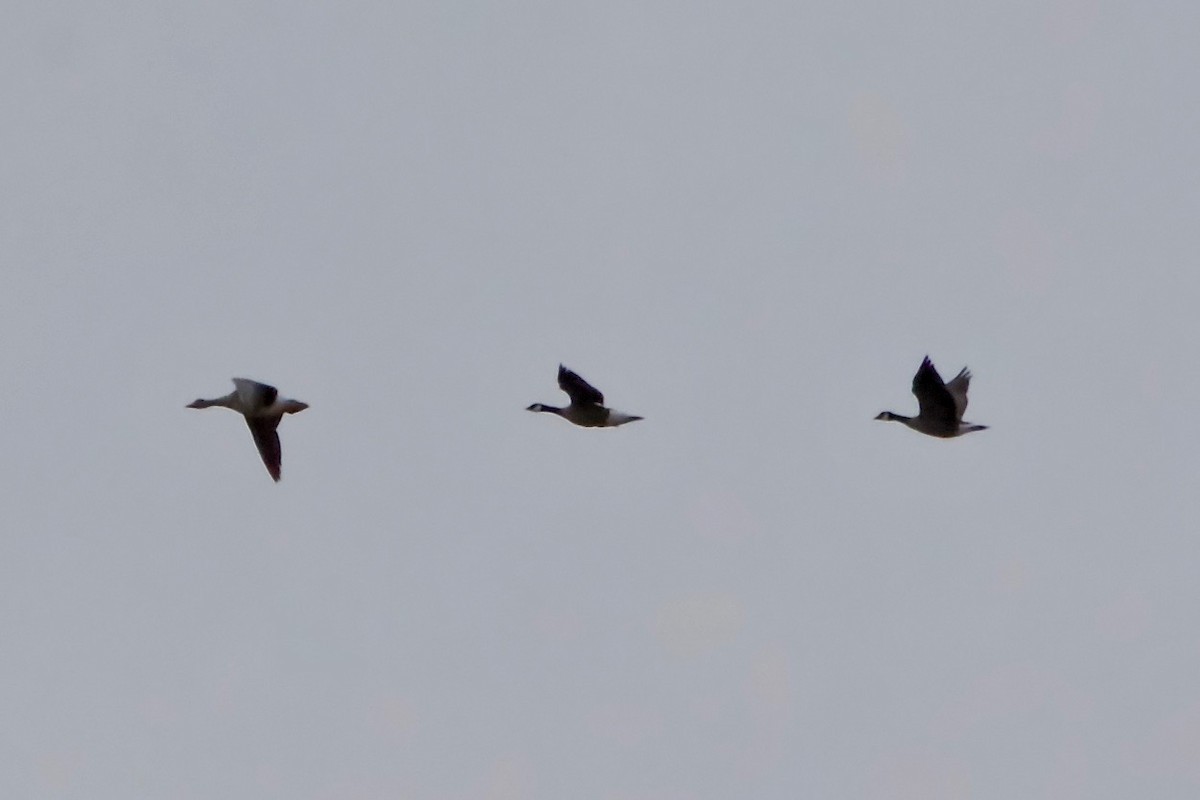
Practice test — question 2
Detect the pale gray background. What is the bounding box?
[2,1,1198,798]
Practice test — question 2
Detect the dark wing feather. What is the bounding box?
[245,415,283,482]
[558,365,604,406]
[911,356,957,424]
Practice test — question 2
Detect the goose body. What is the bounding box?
[875,356,987,438]
[527,365,643,428]
[187,378,308,481]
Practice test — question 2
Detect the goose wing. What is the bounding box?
[911,357,957,424]
[945,367,972,421]
[245,414,283,482]
[232,378,278,411]
[558,365,604,406]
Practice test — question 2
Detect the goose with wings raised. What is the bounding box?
[875,356,987,438]
[187,378,309,481]
[527,365,643,428]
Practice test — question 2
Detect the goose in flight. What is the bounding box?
[527,365,643,428]
[875,356,987,438]
[187,378,309,481]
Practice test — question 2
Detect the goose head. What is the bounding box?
[279,399,309,414]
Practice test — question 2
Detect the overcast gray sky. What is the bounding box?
[3,1,1199,798]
